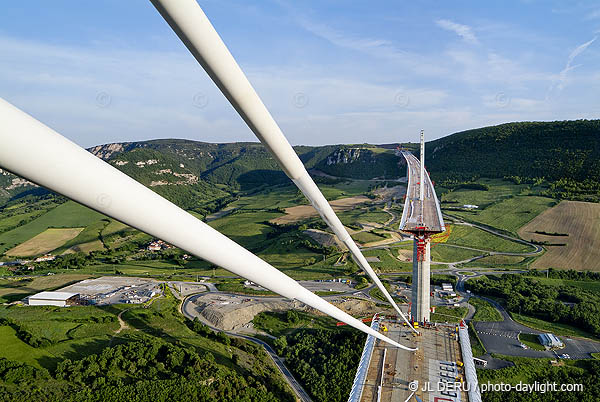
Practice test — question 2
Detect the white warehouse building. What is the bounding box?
[538,333,564,348]
[28,291,79,307]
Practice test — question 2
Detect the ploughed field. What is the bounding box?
[518,200,600,270]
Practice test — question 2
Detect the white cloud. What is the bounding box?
[548,36,597,95]
[435,19,479,44]
[297,19,448,77]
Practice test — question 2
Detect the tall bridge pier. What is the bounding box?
[412,235,431,322]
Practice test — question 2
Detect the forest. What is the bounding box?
[0,338,294,402]
[426,120,600,202]
[466,274,600,337]
[274,328,365,402]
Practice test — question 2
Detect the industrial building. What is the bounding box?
[442,283,453,292]
[28,291,80,307]
[539,333,564,348]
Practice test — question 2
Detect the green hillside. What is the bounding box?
[426,120,600,201]
[2,119,599,207]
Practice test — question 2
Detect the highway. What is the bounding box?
[181,294,313,402]
[399,151,444,233]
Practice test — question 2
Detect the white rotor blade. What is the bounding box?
[0,97,414,350]
[149,0,416,332]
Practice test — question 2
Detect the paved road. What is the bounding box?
[471,296,600,360]
[181,294,313,402]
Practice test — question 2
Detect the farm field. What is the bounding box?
[445,224,531,253]
[448,196,556,233]
[6,228,84,257]
[0,201,106,254]
[441,179,531,208]
[270,195,370,225]
[518,200,600,270]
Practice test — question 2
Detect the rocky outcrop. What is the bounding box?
[89,143,124,160]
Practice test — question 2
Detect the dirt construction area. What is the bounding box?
[519,200,600,270]
[270,196,370,224]
[6,228,84,257]
[192,293,385,331]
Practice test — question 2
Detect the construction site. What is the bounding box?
[355,317,469,402]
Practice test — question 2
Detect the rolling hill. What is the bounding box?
[425,120,600,200]
[1,119,599,207]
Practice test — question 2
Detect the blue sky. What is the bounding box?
[1,1,599,147]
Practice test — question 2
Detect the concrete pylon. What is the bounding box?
[411,236,431,323]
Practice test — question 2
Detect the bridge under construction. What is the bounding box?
[347,133,481,402]
[400,131,445,323]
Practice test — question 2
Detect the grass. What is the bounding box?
[446,224,531,253]
[463,254,525,268]
[430,244,483,263]
[368,282,405,303]
[0,210,48,234]
[522,276,600,293]
[442,179,530,208]
[252,310,338,338]
[207,210,280,251]
[0,290,245,372]
[449,195,555,234]
[469,297,502,321]
[0,274,91,303]
[5,227,84,257]
[0,325,52,368]
[337,208,390,227]
[0,201,106,254]
[361,249,413,272]
[477,354,566,385]
[430,306,468,323]
[351,230,388,244]
[215,281,276,296]
[468,322,486,357]
[54,219,110,254]
[518,333,546,350]
[512,312,598,340]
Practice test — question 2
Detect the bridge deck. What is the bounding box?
[399,151,445,233]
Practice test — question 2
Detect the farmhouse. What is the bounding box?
[28,291,80,307]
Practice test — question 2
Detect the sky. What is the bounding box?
[0,0,599,148]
